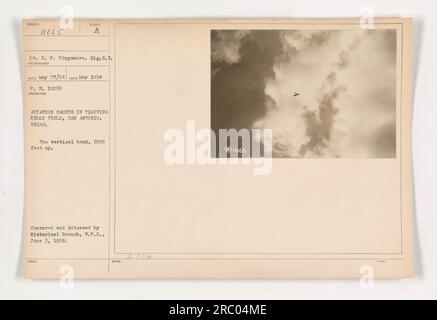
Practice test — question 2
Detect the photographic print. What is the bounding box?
[22,19,413,280]
[211,29,397,158]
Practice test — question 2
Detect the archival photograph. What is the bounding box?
[211,29,397,158]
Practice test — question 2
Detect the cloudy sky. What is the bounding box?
[211,29,397,158]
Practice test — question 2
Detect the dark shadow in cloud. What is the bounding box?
[272,139,292,158]
[299,85,346,157]
[211,31,287,134]
[369,120,396,158]
[211,29,397,159]
[307,31,334,47]
[299,50,349,157]
[336,50,350,69]
[371,85,397,112]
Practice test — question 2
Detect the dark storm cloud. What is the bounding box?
[211,30,288,133]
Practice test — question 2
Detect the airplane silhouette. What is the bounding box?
[292,92,300,97]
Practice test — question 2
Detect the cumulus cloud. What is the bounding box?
[211,29,397,158]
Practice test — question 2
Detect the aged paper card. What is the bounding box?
[23,18,413,279]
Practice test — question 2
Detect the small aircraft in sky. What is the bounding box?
[292,92,300,97]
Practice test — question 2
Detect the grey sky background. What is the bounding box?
[211,29,397,158]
